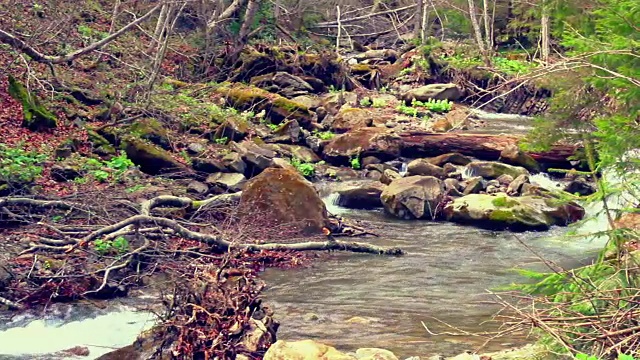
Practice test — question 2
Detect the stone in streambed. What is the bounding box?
[337,181,386,209]
[356,348,399,360]
[381,176,445,219]
[464,161,529,180]
[264,339,356,360]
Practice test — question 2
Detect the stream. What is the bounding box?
[0,113,617,359]
[259,183,606,358]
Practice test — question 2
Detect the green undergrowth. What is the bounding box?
[0,143,48,189]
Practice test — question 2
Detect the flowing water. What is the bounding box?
[260,180,608,358]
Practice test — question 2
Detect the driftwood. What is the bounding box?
[399,131,580,169]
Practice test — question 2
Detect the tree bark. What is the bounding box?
[415,0,424,43]
[467,0,487,56]
[482,0,493,55]
[540,4,550,63]
[399,131,580,169]
[237,0,259,45]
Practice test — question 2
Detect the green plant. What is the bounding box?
[0,143,47,185]
[412,98,453,113]
[215,137,229,145]
[359,97,372,107]
[312,130,336,140]
[350,156,361,170]
[290,157,316,177]
[77,24,93,38]
[126,184,146,193]
[396,103,420,117]
[92,169,110,183]
[371,98,387,108]
[267,123,280,131]
[94,236,129,256]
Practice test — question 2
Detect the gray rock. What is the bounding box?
[206,172,247,192]
[381,176,445,219]
[463,176,484,195]
[564,177,596,196]
[355,348,399,360]
[407,159,445,178]
[192,157,227,173]
[499,144,541,173]
[51,164,83,182]
[429,153,472,167]
[187,143,206,155]
[465,161,529,179]
[187,181,209,195]
[381,168,401,185]
[222,152,247,174]
[337,182,386,209]
[507,174,530,195]
[496,174,514,186]
[401,84,462,103]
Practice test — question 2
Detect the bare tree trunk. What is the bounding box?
[482,0,493,56]
[540,4,550,63]
[467,0,487,56]
[336,5,342,51]
[109,0,122,34]
[151,3,169,51]
[415,0,424,43]
[237,0,259,45]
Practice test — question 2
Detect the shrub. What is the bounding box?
[0,143,47,187]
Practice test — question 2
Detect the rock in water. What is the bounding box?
[499,144,541,173]
[263,340,356,360]
[381,176,445,219]
[337,181,386,209]
[443,194,585,230]
[407,159,446,178]
[239,168,328,235]
[464,161,529,179]
[355,348,399,360]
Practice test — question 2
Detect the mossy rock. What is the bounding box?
[87,129,116,155]
[129,118,170,150]
[443,193,585,231]
[121,136,187,175]
[8,75,57,131]
[214,84,315,128]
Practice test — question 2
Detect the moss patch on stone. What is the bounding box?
[8,75,57,131]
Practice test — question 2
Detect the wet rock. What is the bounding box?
[323,128,402,164]
[187,180,209,195]
[331,108,374,133]
[362,156,381,167]
[444,178,463,196]
[381,176,445,219]
[192,157,227,173]
[187,142,206,155]
[206,172,247,192]
[429,153,472,167]
[356,348,399,360]
[443,194,585,230]
[462,176,484,195]
[239,168,328,235]
[507,174,530,195]
[337,181,386,209]
[303,312,321,322]
[345,316,374,325]
[499,144,541,173]
[401,84,462,103]
[381,168,401,185]
[464,161,529,180]
[121,136,189,175]
[264,339,356,360]
[365,169,383,180]
[407,159,445,178]
[442,163,458,174]
[496,174,514,186]
[222,152,247,174]
[130,118,171,150]
[51,164,83,182]
[564,177,596,196]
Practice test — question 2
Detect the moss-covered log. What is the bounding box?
[8,75,57,131]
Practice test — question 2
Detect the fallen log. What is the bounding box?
[399,131,581,170]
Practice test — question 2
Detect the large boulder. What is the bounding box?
[464,161,529,179]
[239,168,328,235]
[428,153,472,167]
[443,194,585,230]
[121,136,189,175]
[330,108,374,133]
[264,340,355,360]
[336,181,386,209]
[499,144,541,173]
[401,84,462,103]
[129,118,171,150]
[381,176,445,219]
[323,128,402,164]
[407,159,445,178]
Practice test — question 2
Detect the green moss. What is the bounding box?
[8,75,57,130]
[488,209,517,222]
[492,195,520,208]
[129,118,170,149]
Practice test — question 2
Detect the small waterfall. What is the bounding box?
[322,193,350,216]
[529,173,564,191]
[399,162,408,177]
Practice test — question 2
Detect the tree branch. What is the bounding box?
[0,4,161,64]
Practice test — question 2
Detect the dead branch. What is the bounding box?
[0,4,161,65]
